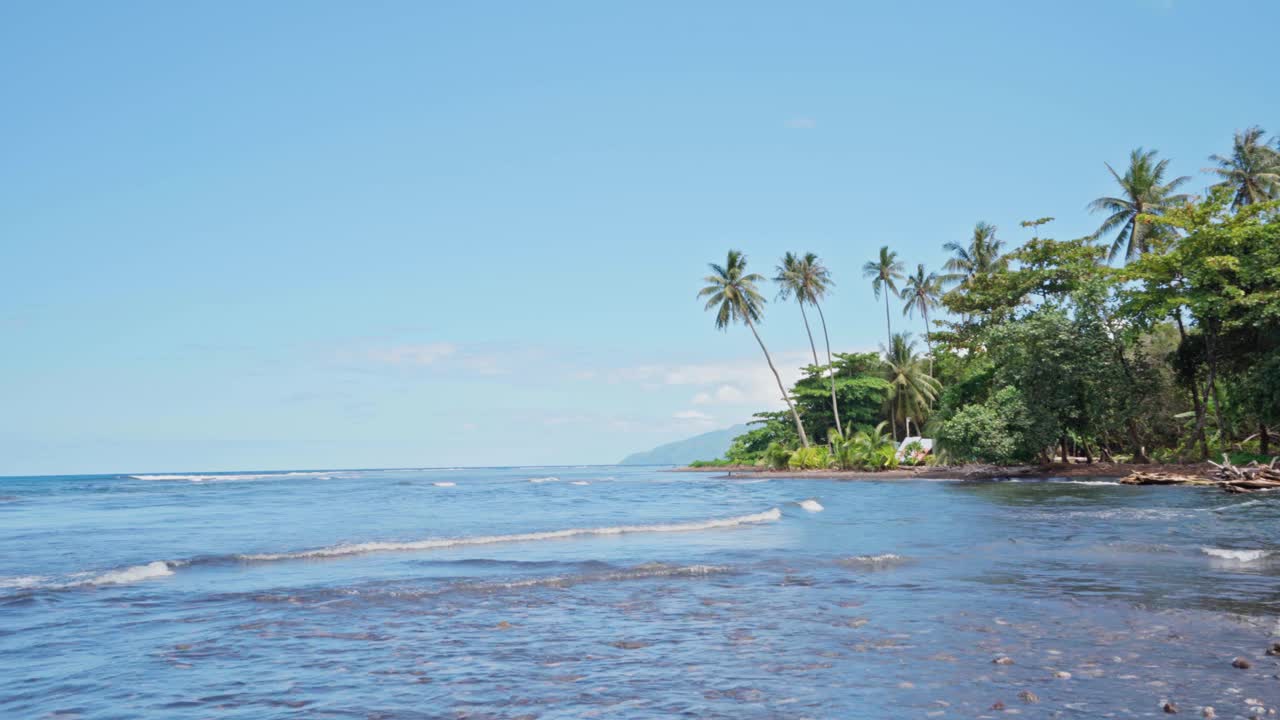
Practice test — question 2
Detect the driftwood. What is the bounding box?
[1121,455,1280,493]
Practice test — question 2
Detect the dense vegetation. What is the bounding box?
[698,128,1280,469]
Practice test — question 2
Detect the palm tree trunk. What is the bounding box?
[814,302,842,437]
[922,306,933,378]
[745,317,809,448]
[798,303,820,368]
[1174,309,1210,458]
[883,293,892,348]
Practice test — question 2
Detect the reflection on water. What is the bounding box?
[1,468,1278,717]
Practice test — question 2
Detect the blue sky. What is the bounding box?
[2,1,1277,475]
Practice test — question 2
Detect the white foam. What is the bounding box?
[1202,548,1273,563]
[432,482,457,487]
[0,575,48,589]
[798,499,824,513]
[239,508,783,562]
[1054,480,1121,486]
[130,471,334,483]
[840,553,907,568]
[570,481,590,486]
[528,476,560,483]
[83,561,174,586]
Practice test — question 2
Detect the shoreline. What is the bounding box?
[671,461,1219,482]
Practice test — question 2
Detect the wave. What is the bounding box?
[798,499,824,513]
[129,471,336,483]
[4,509,782,592]
[528,476,560,483]
[1202,547,1273,563]
[83,561,174,585]
[570,481,590,486]
[237,508,782,562]
[839,553,908,569]
[432,482,457,487]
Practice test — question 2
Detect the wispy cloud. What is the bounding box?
[582,352,809,410]
[361,342,458,367]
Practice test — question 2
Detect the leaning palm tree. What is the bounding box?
[699,250,809,448]
[1206,126,1280,209]
[776,252,842,436]
[1088,148,1191,262]
[879,333,940,442]
[862,246,904,350]
[899,264,942,375]
[941,222,1005,287]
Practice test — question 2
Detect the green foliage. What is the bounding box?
[935,387,1036,464]
[688,458,735,468]
[764,442,792,471]
[787,445,830,470]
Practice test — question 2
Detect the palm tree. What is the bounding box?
[862,246,904,350]
[699,250,809,448]
[880,333,940,442]
[1088,148,1190,262]
[941,222,1005,287]
[1206,126,1280,209]
[900,264,942,375]
[776,252,843,436]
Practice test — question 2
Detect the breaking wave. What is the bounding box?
[798,499,824,513]
[1201,548,1273,563]
[238,508,783,562]
[129,471,336,483]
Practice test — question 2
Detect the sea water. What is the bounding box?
[1,467,1278,717]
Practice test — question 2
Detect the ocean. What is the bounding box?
[2,466,1278,717]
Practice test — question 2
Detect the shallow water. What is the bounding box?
[2,467,1278,718]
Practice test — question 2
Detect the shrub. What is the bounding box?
[764,442,793,470]
[934,386,1036,464]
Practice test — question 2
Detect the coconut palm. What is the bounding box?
[862,246,904,350]
[1088,148,1191,262]
[900,264,942,375]
[1206,126,1280,209]
[775,252,843,436]
[699,250,809,448]
[941,222,1005,287]
[880,333,940,442]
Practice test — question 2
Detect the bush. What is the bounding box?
[787,445,830,470]
[935,386,1037,464]
[764,442,792,470]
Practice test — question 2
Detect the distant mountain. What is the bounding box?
[618,424,748,466]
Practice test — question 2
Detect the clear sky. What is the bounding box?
[2,1,1277,475]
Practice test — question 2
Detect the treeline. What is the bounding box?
[698,127,1280,469]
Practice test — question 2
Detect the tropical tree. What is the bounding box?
[942,222,1005,287]
[775,252,843,435]
[900,263,942,374]
[1088,147,1190,262]
[699,250,810,447]
[862,245,904,349]
[1206,126,1280,209]
[880,332,941,441]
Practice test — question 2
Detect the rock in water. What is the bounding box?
[1163,701,1178,714]
[1202,708,1215,719]
[1232,657,1252,669]
[1018,690,1039,703]
[993,656,1014,665]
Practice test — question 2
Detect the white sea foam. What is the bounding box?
[570,481,590,486]
[1054,480,1122,486]
[0,575,48,589]
[798,499,824,512]
[840,553,907,568]
[528,476,560,483]
[1202,548,1273,563]
[238,508,783,562]
[130,471,335,483]
[432,482,457,487]
[83,561,174,586]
